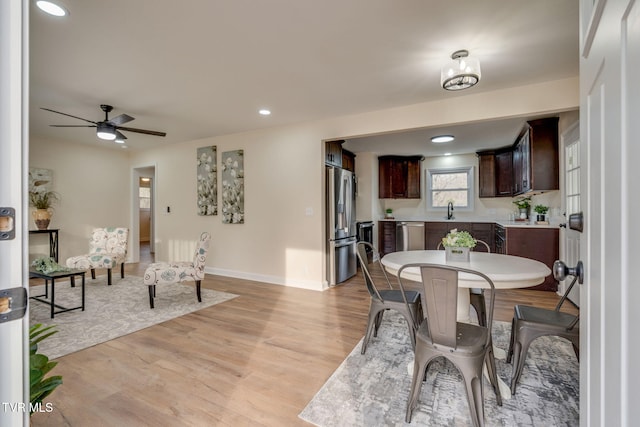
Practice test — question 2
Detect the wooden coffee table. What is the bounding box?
[29,269,86,318]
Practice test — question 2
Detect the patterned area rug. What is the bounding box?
[300,311,579,426]
[29,275,238,359]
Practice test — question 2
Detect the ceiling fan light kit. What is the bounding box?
[96,122,116,140]
[441,49,481,91]
[42,104,166,143]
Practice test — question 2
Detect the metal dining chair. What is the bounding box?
[506,260,582,394]
[437,238,491,326]
[356,241,422,354]
[399,263,502,426]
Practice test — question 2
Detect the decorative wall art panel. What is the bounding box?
[29,168,53,193]
[197,146,217,216]
[221,150,244,224]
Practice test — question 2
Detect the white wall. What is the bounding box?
[32,77,579,291]
[28,137,131,263]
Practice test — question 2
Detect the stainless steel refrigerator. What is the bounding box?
[326,166,357,285]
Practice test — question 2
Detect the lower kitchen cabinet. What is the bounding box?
[378,221,396,256]
[501,227,559,291]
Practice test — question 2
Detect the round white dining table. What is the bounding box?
[381,250,552,399]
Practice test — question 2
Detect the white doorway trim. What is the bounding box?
[131,165,156,263]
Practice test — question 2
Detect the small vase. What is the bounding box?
[445,246,470,262]
[32,209,52,230]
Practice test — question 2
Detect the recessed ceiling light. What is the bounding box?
[431,135,455,143]
[36,1,69,17]
[259,109,271,116]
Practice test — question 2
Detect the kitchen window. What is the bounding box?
[426,166,474,211]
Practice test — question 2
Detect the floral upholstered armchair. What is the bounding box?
[66,227,129,286]
[143,232,211,309]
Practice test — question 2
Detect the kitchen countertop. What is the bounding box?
[377,218,560,229]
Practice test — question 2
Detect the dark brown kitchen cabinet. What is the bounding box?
[477,148,513,198]
[325,140,343,168]
[378,221,396,256]
[342,149,355,172]
[501,226,559,291]
[470,222,495,252]
[477,152,496,197]
[513,118,559,195]
[378,155,424,199]
[477,117,558,198]
[425,222,494,252]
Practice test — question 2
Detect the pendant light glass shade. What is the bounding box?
[441,50,481,91]
[96,123,116,140]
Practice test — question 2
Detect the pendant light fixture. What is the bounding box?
[441,50,481,91]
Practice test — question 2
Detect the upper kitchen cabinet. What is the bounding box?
[378,155,424,199]
[477,148,512,197]
[325,140,344,168]
[477,117,559,198]
[513,117,559,195]
[341,149,356,172]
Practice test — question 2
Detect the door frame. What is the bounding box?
[131,165,156,262]
[0,0,29,425]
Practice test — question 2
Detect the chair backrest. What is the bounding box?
[398,263,495,350]
[356,241,396,299]
[89,227,128,257]
[193,232,211,271]
[436,238,491,252]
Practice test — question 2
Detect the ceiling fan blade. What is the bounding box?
[115,130,127,140]
[117,126,166,137]
[110,114,135,126]
[41,108,97,124]
[50,124,97,128]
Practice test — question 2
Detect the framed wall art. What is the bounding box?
[221,150,244,224]
[197,146,217,215]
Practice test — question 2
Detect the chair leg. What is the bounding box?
[510,340,529,395]
[196,280,202,302]
[506,317,516,363]
[107,268,112,286]
[91,268,96,280]
[463,374,484,427]
[361,308,380,355]
[484,343,503,406]
[120,262,125,278]
[405,353,428,423]
[373,310,384,337]
[148,285,155,309]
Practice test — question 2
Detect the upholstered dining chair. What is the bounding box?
[356,241,422,354]
[437,239,491,326]
[507,260,582,395]
[66,227,129,286]
[143,232,211,309]
[400,263,502,426]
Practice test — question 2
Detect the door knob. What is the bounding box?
[553,260,584,284]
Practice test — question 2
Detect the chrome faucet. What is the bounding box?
[447,201,454,220]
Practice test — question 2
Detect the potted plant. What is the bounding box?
[29,190,59,230]
[441,228,476,262]
[534,204,549,222]
[30,323,62,415]
[512,196,532,219]
[385,208,394,219]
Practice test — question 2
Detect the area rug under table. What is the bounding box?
[29,275,238,359]
[300,311,579,427]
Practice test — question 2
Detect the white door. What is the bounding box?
[0,1,29,426]
[561,123,581,306]
[579,0,640,425]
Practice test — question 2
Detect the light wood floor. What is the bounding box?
[31,249,578,426]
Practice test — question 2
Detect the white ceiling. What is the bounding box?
[29,0,579,152]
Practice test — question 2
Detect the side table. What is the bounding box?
[29,269,85,318]
[29,229,59,262]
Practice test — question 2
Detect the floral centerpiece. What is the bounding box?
[442,228,476,262]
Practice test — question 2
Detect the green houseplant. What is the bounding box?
[512,196,532,219]
[28,190,59,230]
[533,204,549,221]
[442,229,476,262]
[29,323,62,415]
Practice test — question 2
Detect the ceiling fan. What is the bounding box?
[42,104,166,142]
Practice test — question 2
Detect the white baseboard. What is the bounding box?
[205,267,327,291]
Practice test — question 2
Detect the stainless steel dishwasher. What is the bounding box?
[396,222,425,251]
